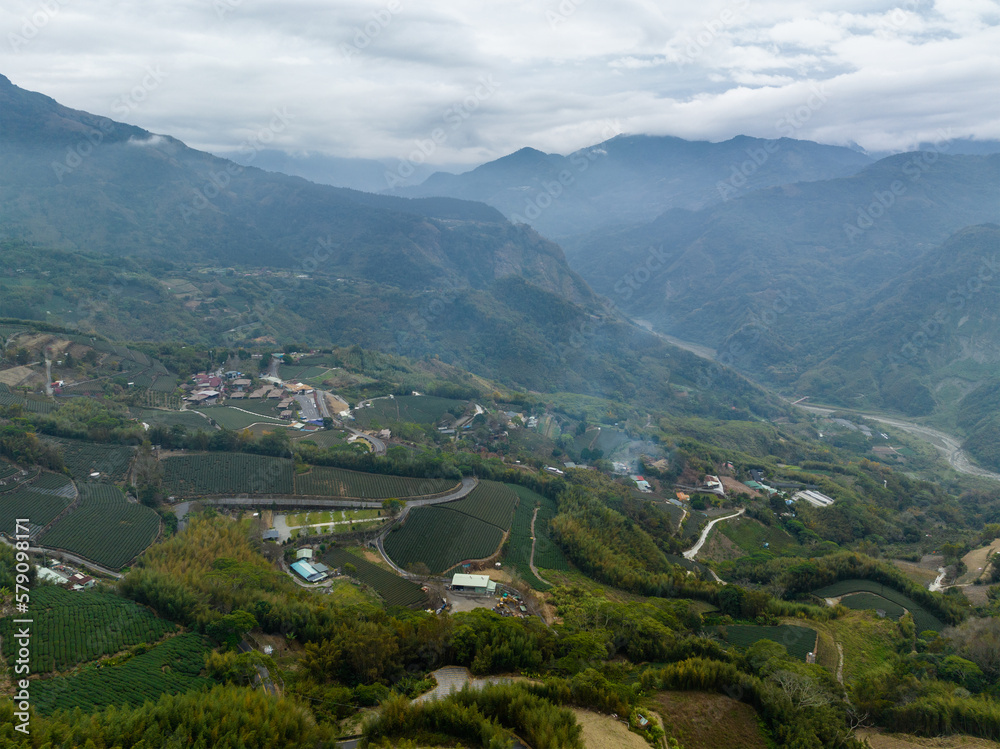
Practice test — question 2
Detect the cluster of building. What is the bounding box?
[290,548,333,583]
[35,565,96,591]
[183,370,250,405]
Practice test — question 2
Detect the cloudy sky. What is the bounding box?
[3,0,999,167]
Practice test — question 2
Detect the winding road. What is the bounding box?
[683,508,745,560]
[799,404,1000,482]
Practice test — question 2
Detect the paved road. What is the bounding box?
[174,476,478,527]
[0,537,123,578]
[345,427,386,454]
[799,404,1000,482]
[295,393,320,421]
[683,508,744,560]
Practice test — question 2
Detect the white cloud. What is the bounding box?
[1,0,997,163]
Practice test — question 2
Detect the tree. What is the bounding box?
[382,497,404,516]
[206,610,258,649]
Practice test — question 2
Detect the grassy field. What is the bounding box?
[812,579,945,633]
[655,691,770,749]
[857,729,1000,748]
[717,624,817,661]
[286,509,383,527]
[719,516,801,555]
[131,408,210,430]
[323,547,430,608]
[807,611,905,685]
[293,429,352,448]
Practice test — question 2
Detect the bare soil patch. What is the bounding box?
[958,539,1000,585]
[0,365,36,386]
[655,691,769,749]
[572,709,647,749]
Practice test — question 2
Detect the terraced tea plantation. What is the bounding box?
[39,484,160,569]
[718,625,818,661]
[838,592,907,620]
[324,548,429,608]
[0,476,75,535]
[811,579,945,633]
[0,586,176,673]
[383,482,517,574]
[162,453,294,496]
[196,405,285,430]
[504,485,569,590]
[352,395,465,427]
[294,466,457,499]
[46,437,136,482]
[33,633,213,714]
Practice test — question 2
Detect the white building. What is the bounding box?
[793,490,836,508]
[451,573,497,595]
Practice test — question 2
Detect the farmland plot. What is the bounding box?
[39,483,160,569]
[811,579,945,633]
[353,395,465,427]
[384,506,505,574]
[504,484,569,590]
[162,453,294,496]
[323,547,429,608]
[294,466,456,499]
[196,405,285,431]
[718,625,818,661]
[32,633,213,714]
[46,437,135,482]
[0,486,74,535]
[436,481,517,529]
[0,586,175,673]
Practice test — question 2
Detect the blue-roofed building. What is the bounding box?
[291,560,327,583]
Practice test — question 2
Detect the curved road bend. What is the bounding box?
[798,404,1000,482]
[683,508,745,561]
[0,538,123,578]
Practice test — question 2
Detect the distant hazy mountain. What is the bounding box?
[0,74,786,418]
[568,152,1000,416]
[212,148,460,192]
[391,134,873,239]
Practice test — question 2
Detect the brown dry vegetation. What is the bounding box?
[572,709,648,749]
[858,729,1000,748]
[958,539,1000,585]
[655,691,769,749]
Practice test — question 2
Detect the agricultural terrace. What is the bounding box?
[294,465,457,499]
[811,579,945,633]
[717,625,818,661]
[352,395,465,428]
[0,486,74,537]
[383,483,518,574]
[504,485,569,591]
[279,364,332,380]
[40,484,160,569]
[195,405,285,431]
[130,407,208,431]
[46,437,136,483]
[433,481,518,529]
[32,633,213,714]
[324,547,430,608]
[0,586,175,673]
[0,460,19,482]
[838,592,907,620]
[162,453,294,497]
[0,383,58,414]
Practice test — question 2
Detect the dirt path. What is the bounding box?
[836,642,845,684]
[529,507,551,586]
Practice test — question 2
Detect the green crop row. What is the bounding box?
[323,548,429,608]
[162,453,294,496]
[294,465,456,499]
[811,579,945,633]
[384,506,504,574]
[718,624,818,661]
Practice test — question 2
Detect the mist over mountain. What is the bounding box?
[0,73,786,418]
[391,134,873,239]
